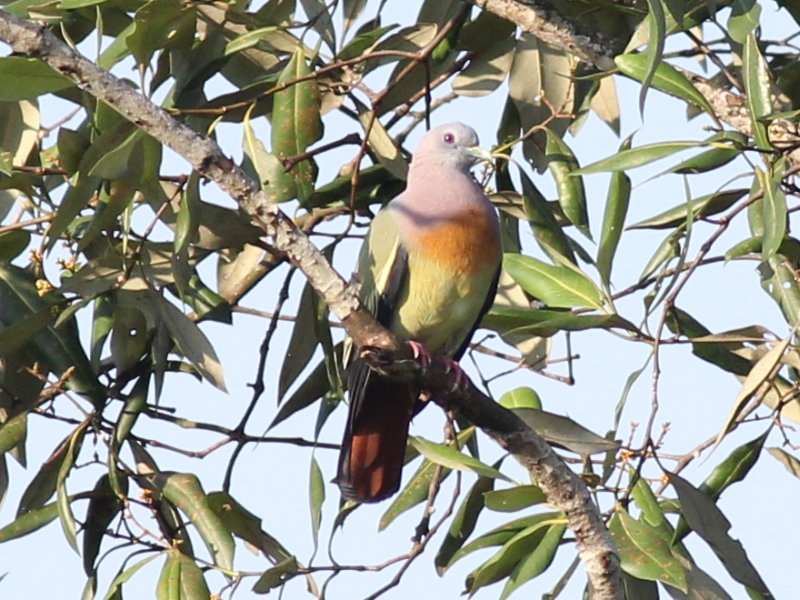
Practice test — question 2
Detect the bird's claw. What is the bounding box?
[406,340,431,370]
[442,357,468,393]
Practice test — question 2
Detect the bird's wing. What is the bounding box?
[338,206,416,502]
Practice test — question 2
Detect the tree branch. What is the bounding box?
[0,11,622,599]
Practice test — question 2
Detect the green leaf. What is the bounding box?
[576,140,704,174]
[674,431,767,542]
[409,436,510,481]
[627,189,747,230]
[0,230,30,261]
[729,0,762,45]
[609,509,688,591]
[668,472,772,597]
[0,500,60,542]
[743,33,772,150]
[516,170,576,264]
[512,408,620,455]
[597,138,632,284]
[252,556,299,594]
[485,306,638,338]
[151,472,235,572]
[638,0,667,111]
[435,472,497,574]
[499,522,567,599]
[0,58,73,101]
[156,548,211,600]
[504,254,604,310]
[545,129,590,238]
[57,419,91,553]
[279,282,320,400]
[498,387,542,410]
[224,26,279,55]
[102,554,161,600]
[308,456,324,551]
[0,412,27,456]
[155,295,226,391]
[615,53,714,114]
[380,427,474,530]
[484,485,546,513]
[465,515,565,593]
[758,163,788,260]
[0,263,103,405]
[665,132,747,175]
[271,50,323,202]
[83,474,127,576]
[207,492,292,563]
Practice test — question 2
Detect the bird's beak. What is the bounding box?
[465,145,494,165]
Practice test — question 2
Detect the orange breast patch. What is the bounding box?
[415,209,500,275]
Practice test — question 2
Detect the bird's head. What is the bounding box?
[411,122,493,173]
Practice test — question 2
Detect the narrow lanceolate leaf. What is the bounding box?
[156,548,211,600]
[666,132,748,175]
[615,53,714,114]
[768,447,800,479]
[576,140,702,174]
[102,554,161,600]
[271,50,323,202]
[545,129,590,238]
[609,509,688,592]
[627,189,747,230]
[758,163,788,260]
[483,485,546,513]
[516,171,576,264]
[308,457,324,551]
[155,295,226,391]
[152,472,235,572]
[57,419,91,553]
[715,333,792,446]
[743,33,772,150]
[409,437,510,481]
[673,431,768,542]
[499,522,567,599]
[435,473,497,574]
[465,516,565,594]
[638,0,666,112]
[668,473,772,597]
[597,138,632,284]
[0,413,27,456]
[207,492,292,563]
[504,254,604,310]
[0,500,60,541]
[83,474,127,577]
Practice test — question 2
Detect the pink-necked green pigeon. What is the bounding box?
[337,123,502,502]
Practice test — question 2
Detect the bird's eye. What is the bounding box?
[443,133,455,144]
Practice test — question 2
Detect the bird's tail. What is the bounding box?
[337,361,416,503]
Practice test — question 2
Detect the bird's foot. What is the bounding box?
[406,340,431,370]
[442,357,469,393]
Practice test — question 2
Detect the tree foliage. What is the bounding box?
[0,0,798,598]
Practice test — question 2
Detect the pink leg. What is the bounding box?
[406,340,431,370]
[442,357,469,392]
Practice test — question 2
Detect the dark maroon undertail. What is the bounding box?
[337,363,416,503]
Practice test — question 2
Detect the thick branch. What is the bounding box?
[469,0,621,69]
[473,0,800,159]
[0,11,622,599]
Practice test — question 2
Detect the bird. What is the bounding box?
[337,122,502,503]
